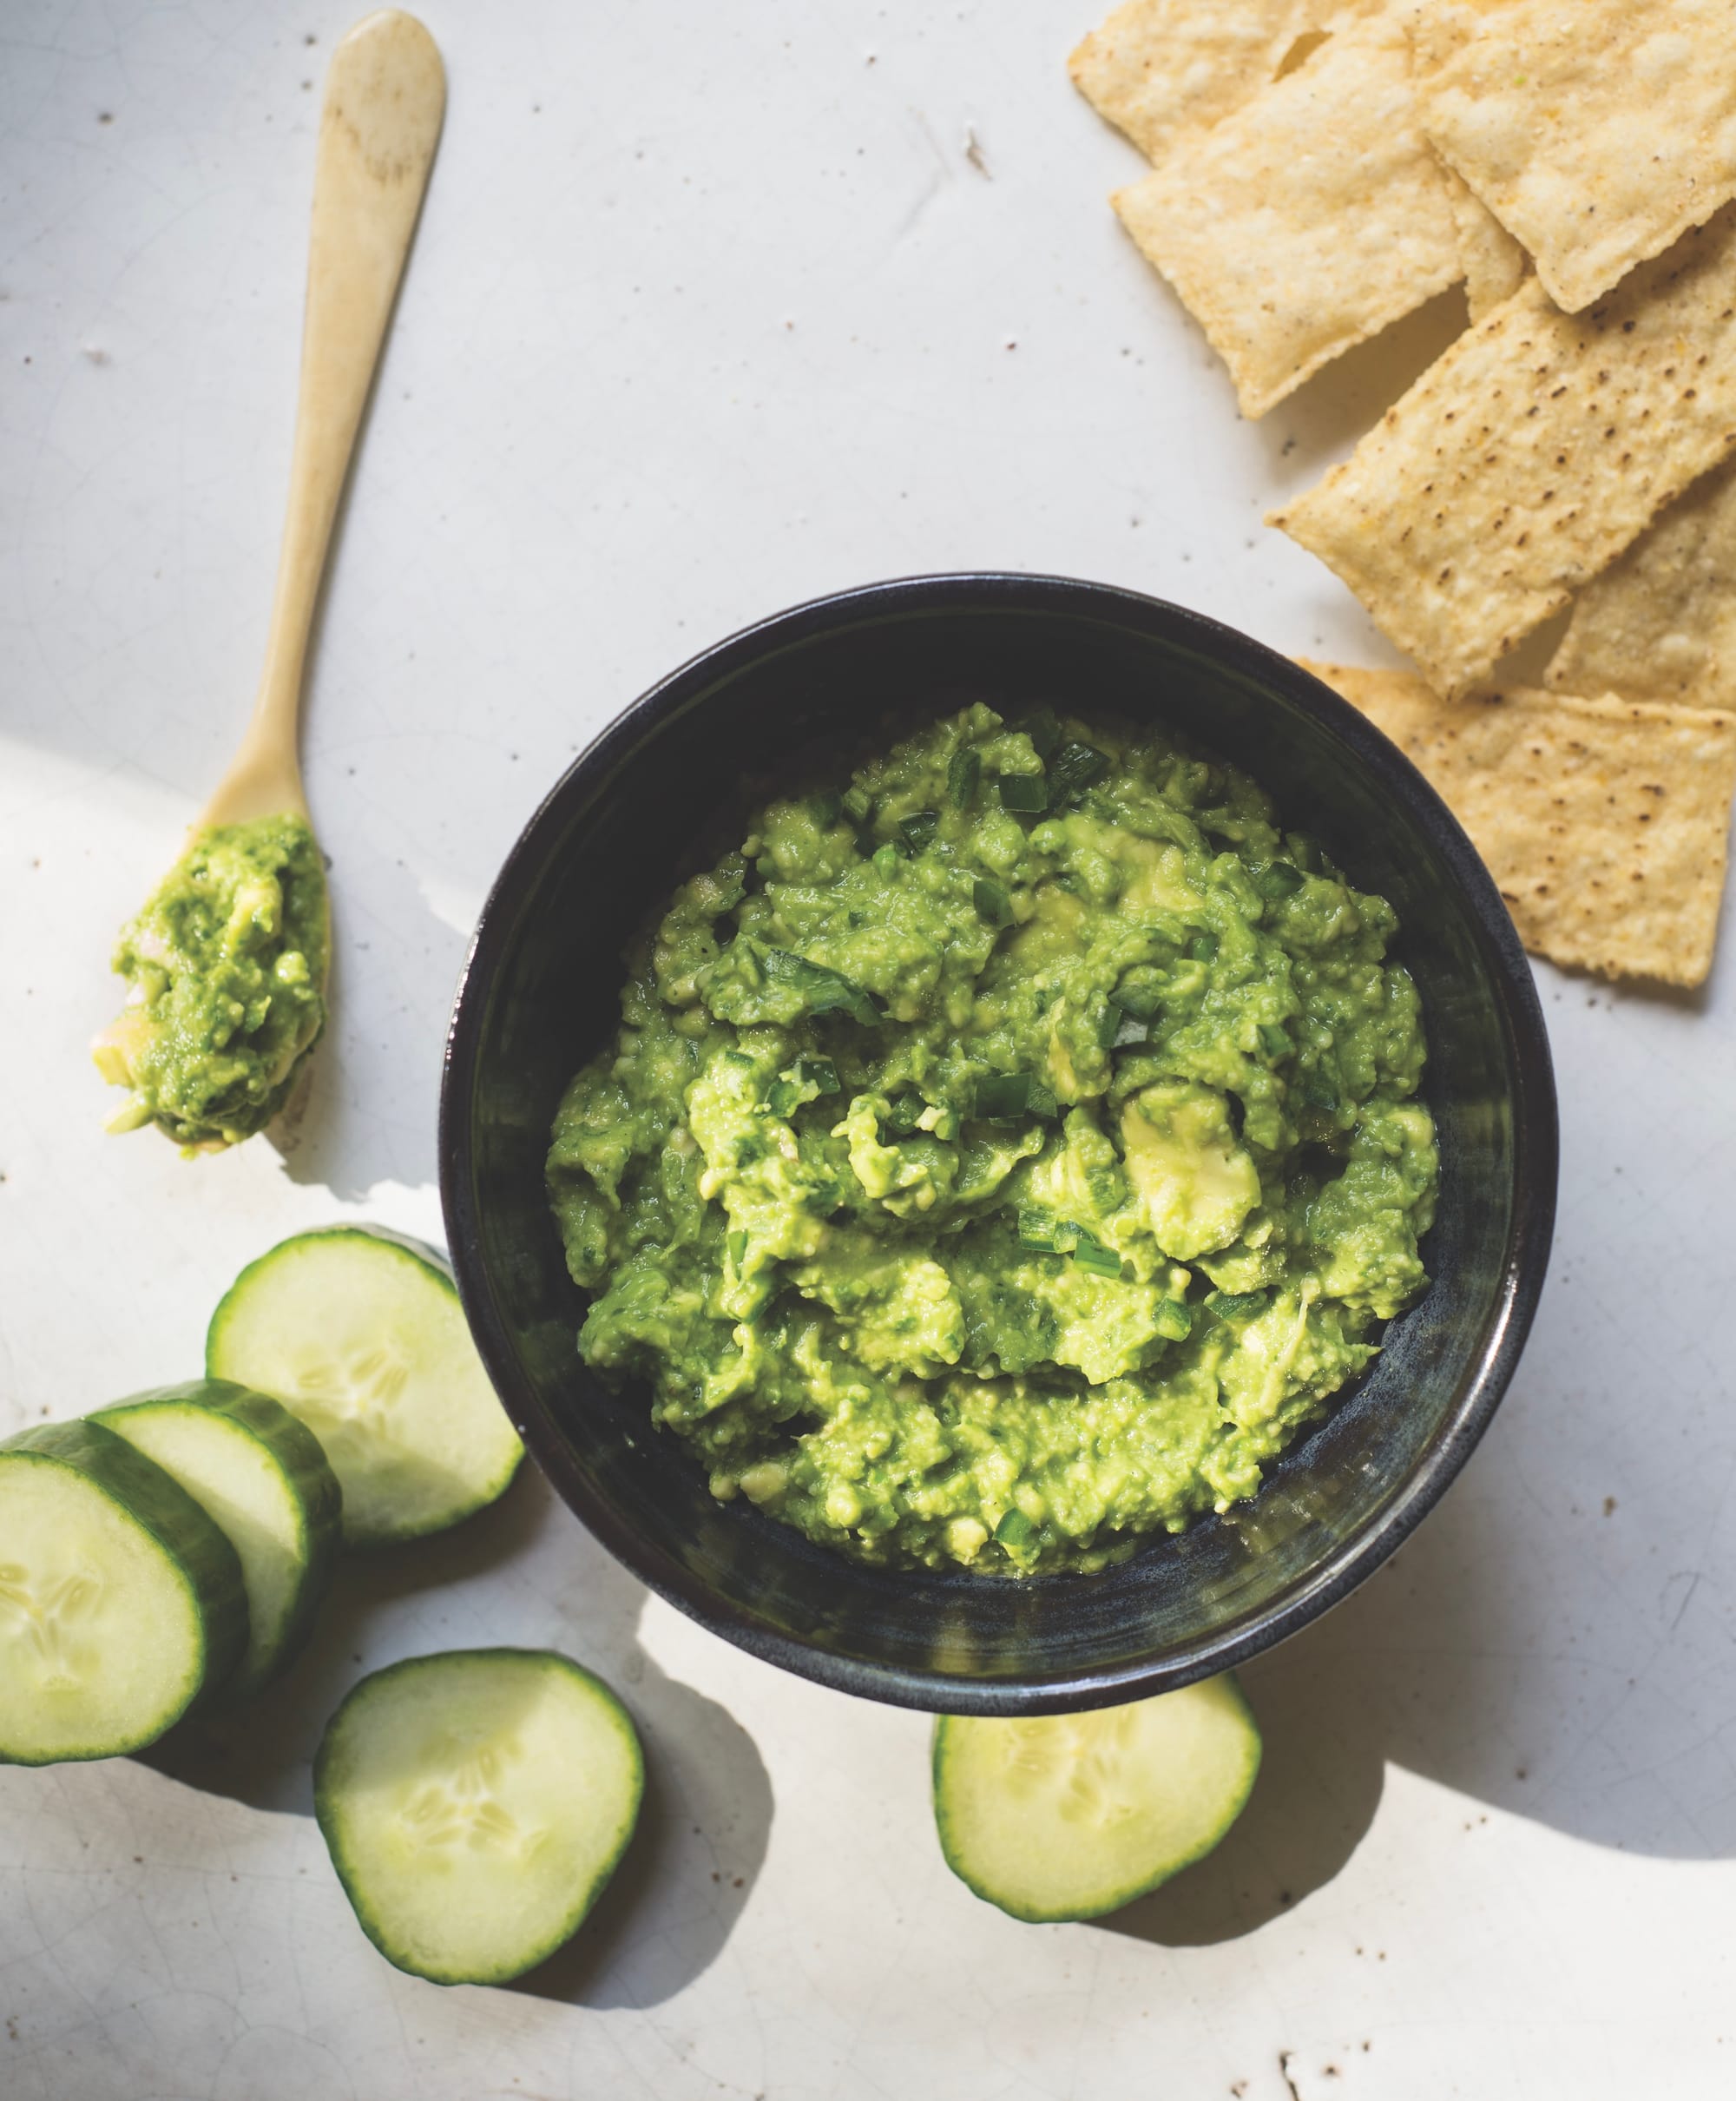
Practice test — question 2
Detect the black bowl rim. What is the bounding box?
[440,570,1558,1714]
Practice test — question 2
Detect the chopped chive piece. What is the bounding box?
[761,947,881,1026]
[1187,932,1220,962]
[872,840,904,877]
[1154,1297,1194,1341]
[841,785,872,824]
[899,810,939,853]
[997,772,1048,813]
[765,1079,797,1117]
[727,1230,746,1269]
[974,1071,1032,1120]
[973,877,1014,928]
[1258,1023,1292,1061]
[1095,1002,1122,1050]
[1017,1204,1060,1252]
[1047,741,1110,806]
[1018,707,1062,761]
[884,1092,925,1136]
[995,1508,1035,1549]
[947,747,981,809]
[798,1057,841,1097]
[811,788,842,827]
[1251,860,1305,900]
[1113,1013,1150,1050]
[1299,1071,1339,1112]
[1207,1289,1267,1323]
[1027,1081,1058,1119]
[1110,980,1163,1021]
[1071,1233,1122,1279]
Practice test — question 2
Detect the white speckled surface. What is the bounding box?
[3,3,1733,2096]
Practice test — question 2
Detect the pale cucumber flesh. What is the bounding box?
[314,1648,643,1985]
[96,1381,340,1700]
[207,1227,522,1547]
[934,1675,1262,1922]
[0,1423,247,1762]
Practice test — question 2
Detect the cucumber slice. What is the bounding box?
[95,1380,341,1702]
[932,1676,1262,1922]
[314,1648,643,1985]
[0,1419,247,1763]
[207,1226,523,1547]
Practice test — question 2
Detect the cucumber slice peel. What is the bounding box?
[932,1675,1261,1922]
[207,1225,522,1547]
[314,1648,643,1985]
[95,1380,340,1702]
[0,1420,247,1764]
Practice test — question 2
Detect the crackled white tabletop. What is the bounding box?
[3,3,1733,2096]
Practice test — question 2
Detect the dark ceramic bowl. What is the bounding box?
[440,574,1556,1714]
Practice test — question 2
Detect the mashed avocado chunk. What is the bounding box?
[95,813,328,1149]
[548,705,1437,1575]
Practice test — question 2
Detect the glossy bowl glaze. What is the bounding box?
[440,574,1556,1714]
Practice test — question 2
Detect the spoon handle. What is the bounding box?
[202,10,445,829]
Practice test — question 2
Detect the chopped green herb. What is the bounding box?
[975,1071,1058,1122]
[798,1057,840,1097]
[997,772,1048,814]
[765,1079,797,1116]
[1252,860,1305,901]
[1017,1204,1061,1252]
[899,810,939,854]
[1187,931,1220,962]
[1299,1071,1339,1113]
[1113,1013,1150,1050]
[1207,1290,1267,1323]
[973,877,1013,928]
[1071,1233,1122,1279]
[1258,1023,1292,1061]
[1153,1297,1194,1342]
[883,1092,925,1137]
[947,747,981,810]
[841,785,871,824]
[1109,980,1163,1022]
[761,946,881,1026]
[994,1508,1035,1549]
[1046,741,1110,806]
[872,841,904,877]
[1018,707,1062,761]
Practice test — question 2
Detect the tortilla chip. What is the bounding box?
[1412,0,1736,315]
[1112,11,1463,418]
[1301,659,1736,986]
[1272,214,1736,698]
[1069,0,1330,165]
[1442,164,1527,322]
[1548,457,1736,712]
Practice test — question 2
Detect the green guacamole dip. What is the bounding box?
[95,813,329,1149]
[548,705,1437,1575]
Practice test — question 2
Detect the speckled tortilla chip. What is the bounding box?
[1069,0,1330,164]
[1272,216,1736,697]
[1302,659,1736,986]
[1442,164,1527,321]
[1112,11,1463,418]
[1412,0,1736,314]
[1548,457,1736,711]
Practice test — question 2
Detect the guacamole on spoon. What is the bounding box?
[94,813,328,1150]
[549,704,1437,1576]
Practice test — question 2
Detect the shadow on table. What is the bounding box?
[140,1466,773,2009]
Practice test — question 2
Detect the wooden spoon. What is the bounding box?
[95,11,444,1147]
[202,8,446,828]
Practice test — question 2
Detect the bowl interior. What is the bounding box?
[441,577,1555,1712]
